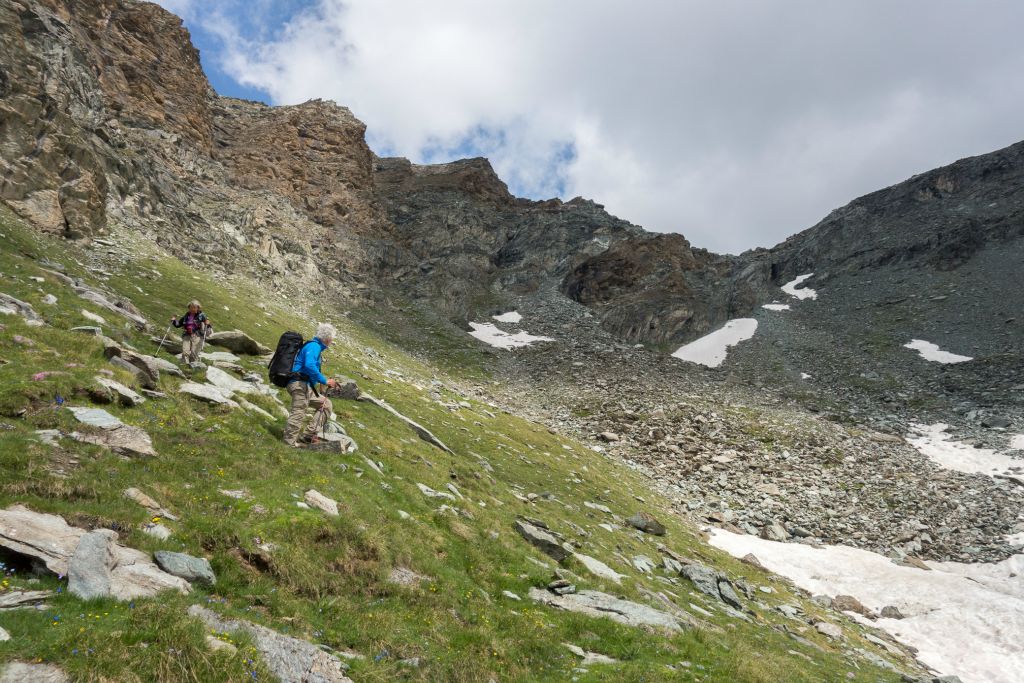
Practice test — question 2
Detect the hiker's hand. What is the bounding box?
[327,378,338,389]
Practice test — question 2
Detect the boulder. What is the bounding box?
[528,588,684,631]
[92,377,145,407]
[680,563,742,608]
[0,293,43,325]
[200,351,241,364]
[188,605,353,683]
[514,518,570,562]
[814,621,843,639]
[832,594,872,617]
[68,529,117,600]
[206,329,271,355]
[626,512,666,536]
[326,377,361,400]
[303,490,339,516]
[205,366,259,396]
[154,551,216,586]
[880,605,905,620]
[71,326,102,336]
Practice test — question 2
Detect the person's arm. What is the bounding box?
[171,314,182,327]
[299,345,329,385]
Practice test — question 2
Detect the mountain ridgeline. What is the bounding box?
[2,0,1022,350]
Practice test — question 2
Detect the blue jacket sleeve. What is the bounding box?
[296,342,328,385]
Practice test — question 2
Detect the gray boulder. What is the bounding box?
[68,530,117,600]
[206,329,271,355]
[514,519,570,562]
[626,512,666,536]
[67,406,157,458]
[154,551,216,586]
[92,377,145,407]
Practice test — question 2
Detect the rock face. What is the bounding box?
[188,605,353,683]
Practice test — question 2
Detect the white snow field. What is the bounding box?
[781,273,818,300]
[468,322,553,350]
[671,319,757,368]
[907,423,1023,477]
[1010,434,1024,451]
[492,311,523,323]
[903,339,973,364]
[709,529,1024,683]
[762,303,791,311]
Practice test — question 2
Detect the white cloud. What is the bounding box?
[182,0,1024,253]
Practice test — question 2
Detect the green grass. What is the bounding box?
[0,207,910,681]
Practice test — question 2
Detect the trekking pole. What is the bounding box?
[196,325,209,359]
[155,323,174,356]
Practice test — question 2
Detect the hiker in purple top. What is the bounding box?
[171,299,212,365]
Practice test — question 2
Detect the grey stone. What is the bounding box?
[188,605,353,682]
[67,407,157,458]
[359,394,453,454]
[626,512,666,535]
[528,588,685,631]
[0,627,9,641]
[514,519,570,562]
[154,551,216,586]
[68,529,117,600]
[880,605,905,619]
[0,590,54,609]
[574,553,626,583]
[94,377,145,407]
[761,521,790,542]
[178,382,239,407]
[304,490,339,516]
[814,621,843,639]
[0,663,69,683]
[206,329,271,355]
[563,642,619,666]
[70,326,102,336]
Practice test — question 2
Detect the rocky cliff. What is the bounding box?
[2,0,1021,353]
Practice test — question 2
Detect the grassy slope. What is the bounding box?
[0,207,906,682]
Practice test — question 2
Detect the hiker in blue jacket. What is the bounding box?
[283,323,338,447]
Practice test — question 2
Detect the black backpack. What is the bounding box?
[268,331,306,387]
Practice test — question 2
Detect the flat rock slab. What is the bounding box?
[304,490,339,516]
[67,408,157,458]
[178,382,239,408]
[200,351,241,364]
[528,588,683,631]
[205,366,260,396]
[206,330,271,355]
[0,293,42,324]
[154,551,216,586]
[574,553,626,583]
[0,663,69,683]
[0,590,54,609]
[74,287,147,330]
[188,605,353,683]
[0,506,188,600]
[67,406,123,429]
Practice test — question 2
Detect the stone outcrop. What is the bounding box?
[0,506,189,599]
[188,605,353,683]
[528,588,686,631]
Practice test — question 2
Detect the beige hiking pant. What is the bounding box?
[284,381,332,446]
[181,335,201,364]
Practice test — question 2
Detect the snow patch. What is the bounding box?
[1010,435,1024,451]
[671,319,757,368]
[468,322,553,350]
[708,528,1024,683]
[904,339,972,364]
[800,372,811,380]
[781,273,817,300]
[492,311,522,324]
[762,303,791,311]
[907,423,1023,477]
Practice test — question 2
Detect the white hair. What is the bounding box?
[315,322,337,343]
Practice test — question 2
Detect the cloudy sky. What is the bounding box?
[158,0,1024,254]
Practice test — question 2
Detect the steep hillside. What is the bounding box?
[0,208,916,681]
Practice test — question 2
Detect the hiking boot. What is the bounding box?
[300,435,321,445]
